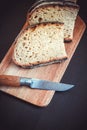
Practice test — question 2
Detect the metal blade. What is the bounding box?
[31,78,74,91]
[20,78,74,91]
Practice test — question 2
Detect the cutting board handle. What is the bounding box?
[0,75,20,87]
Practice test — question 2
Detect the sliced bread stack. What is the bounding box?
[12,22,67,68]
[12,0,79,68]
[27,0,79,42]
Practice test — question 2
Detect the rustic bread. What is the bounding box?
[12,22,67,68]
[27,1,79,42]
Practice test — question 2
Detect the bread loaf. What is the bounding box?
[27,1,79,42]
[12,22,67,68]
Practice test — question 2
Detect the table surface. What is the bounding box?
[0,0,87,130]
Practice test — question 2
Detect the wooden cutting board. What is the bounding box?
[0,16,86,107]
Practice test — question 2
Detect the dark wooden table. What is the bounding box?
[0,0,87,130]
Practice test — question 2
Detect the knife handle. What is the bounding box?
[0,75,20,87]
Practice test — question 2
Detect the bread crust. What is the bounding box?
[27,1,79,19]
[13,56,67,69]
[28,1,64,14]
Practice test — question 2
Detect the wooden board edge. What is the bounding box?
[0,22,29,74]
[53,16,86,82]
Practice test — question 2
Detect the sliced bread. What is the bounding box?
[12,22,67,68]
[27,1,79,42]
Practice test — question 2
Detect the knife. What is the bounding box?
[0,75,74,91]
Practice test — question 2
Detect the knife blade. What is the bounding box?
[0,75,74,91]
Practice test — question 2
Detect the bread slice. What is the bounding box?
[27,1,79,42]
[12,22,67,68]
[27,2,64,28]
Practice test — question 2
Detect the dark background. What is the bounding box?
[0,0,87,130]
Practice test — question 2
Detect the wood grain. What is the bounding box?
[0,16,86,107]
[0,75,20,87]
